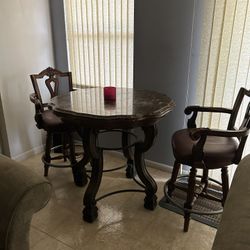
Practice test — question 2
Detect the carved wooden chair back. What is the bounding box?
[30,67,73,111]
[29,67,80,179]
[228,88,250,130]
[227,88,250,162]
[186,87,250,164]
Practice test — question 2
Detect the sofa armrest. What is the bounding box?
[0,155,52,250]
[212,154,250,249]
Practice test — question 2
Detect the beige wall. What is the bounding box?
[0,0,54,159]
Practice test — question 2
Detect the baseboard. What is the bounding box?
[11,146,174,172]
[108,150,172,173]
[145,159,173,173]
[12,145,44,161]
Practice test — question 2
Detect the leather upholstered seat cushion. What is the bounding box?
[41,110,69,131]
[172,129,239,168]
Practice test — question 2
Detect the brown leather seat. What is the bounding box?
[41,110,68,131]
[172,129,239,168]
[30,67,87,187]
[165,87,250,232]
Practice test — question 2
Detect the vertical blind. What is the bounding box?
[63,0,134,88]
[192,0,250,182]
[195,0,250,129]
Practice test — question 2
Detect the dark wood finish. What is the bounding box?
[83,129,103,222]
[71,128,90,187]
[185,106,232,129]
[201,168,209,192]
[167,87,250,232]
[167,161,181,197]
[49,88,174,129]
[221,167,229,206]
[44,131,52,176]
[134,125,158,210]
[30,67,87,186]
[184,165,197,232]
[49,87,175,222]
[30,67,73,107]
[122,130,134,178]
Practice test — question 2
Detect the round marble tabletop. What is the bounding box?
[49,87,175,129]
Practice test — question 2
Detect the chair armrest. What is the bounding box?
[30,93,43,113]
[0,155,52,250]
[30,93,45,128]
[184,106,233,128]
[184,106,232,115]
[189,127,249,140]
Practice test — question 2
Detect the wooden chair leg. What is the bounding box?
[44,132,53,177]
[183,166,197,232]
[68,132,77,165]
[62,133,68,162]
[167,161,181,197]
[201,168,209,193]
[221,167,229,206]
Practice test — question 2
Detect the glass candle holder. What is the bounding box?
[104,86,116,102]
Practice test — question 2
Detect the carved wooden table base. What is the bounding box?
[49,87,174,222]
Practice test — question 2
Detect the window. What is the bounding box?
[191,0,250,182]
[63,0,134,88]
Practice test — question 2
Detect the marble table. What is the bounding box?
[49,87,174,222]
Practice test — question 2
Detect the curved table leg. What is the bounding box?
[122,129,134,178]
[82,129,103,222]
[134,125,158,210]
[71,128,89,187]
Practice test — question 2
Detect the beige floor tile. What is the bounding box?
[30,227,73,250]
[29,227,48,249]
[78,231,143,250]
[23,152,216,250]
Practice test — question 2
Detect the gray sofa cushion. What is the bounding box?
[212,154,250,249]
[0,155,51,250]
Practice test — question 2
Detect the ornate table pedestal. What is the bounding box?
[50,87,174,222]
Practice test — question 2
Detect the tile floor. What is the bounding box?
[21,152,216,250]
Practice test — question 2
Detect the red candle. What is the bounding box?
[104,86,116,101]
